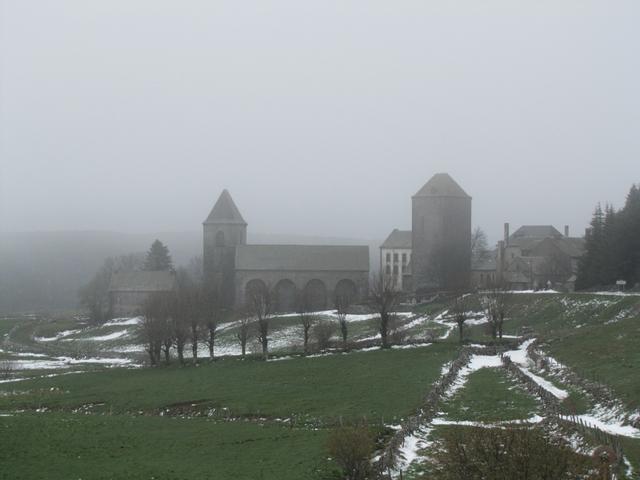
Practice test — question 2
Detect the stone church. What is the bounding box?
[381,173,472,295]
[203,190,369,312]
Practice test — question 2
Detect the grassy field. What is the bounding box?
[464,293,640,410]
[2,293,639,479]
[439,368,541,422]
[0,344,458,422]
[0,414,334,480]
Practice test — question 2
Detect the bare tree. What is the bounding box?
[167,292,190,364]
[246,285,272,360]
[493,287,510,340]
[187,289,202,362]
[202,292,220,361]
[334,294,351,350]
[140,292,167,365]
[450,295,469,343]
[369,271,401,348]
[471,226,491,265]
[480,293,498,339]
[296,292,315,354]
[236,317,251,358]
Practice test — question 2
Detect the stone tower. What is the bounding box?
[411,173,471,294]
[203,190,247,308]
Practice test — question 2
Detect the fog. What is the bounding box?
[1,1,639,243]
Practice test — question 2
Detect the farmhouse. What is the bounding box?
[108,270,177,317]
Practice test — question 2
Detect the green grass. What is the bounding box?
[439,368,541,422]
[0,344,458,423]
[463,293,640,410]
[0,414,334,480]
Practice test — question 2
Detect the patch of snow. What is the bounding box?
[104,317,142,326]
[34,329,82,342]
[81,330,130,341]
[503,340,569,400]
[392,426,433,476]
[560,414,640,438]
[432,415,544,427]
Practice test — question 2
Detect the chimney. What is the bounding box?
[504,223,510,244]
[564,225,569,237]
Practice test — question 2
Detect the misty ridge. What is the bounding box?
[0,230,380,312]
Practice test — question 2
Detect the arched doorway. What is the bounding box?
[274,279,297,313]
[304,279,327,312]
[334,279,357,306]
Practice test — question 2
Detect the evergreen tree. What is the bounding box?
[143,240,173,271]
[577,184,640,290]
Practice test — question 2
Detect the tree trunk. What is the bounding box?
[380,313,389,348]
[303,327,309,354]
[177,343,185,364]
[340,322,348,350]
[192,337,198,362]
[458,322,464,343]
[262,337,268,361]
[241,341,246,358]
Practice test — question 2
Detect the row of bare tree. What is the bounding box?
[139,272,404,365]
[449,286,512,343]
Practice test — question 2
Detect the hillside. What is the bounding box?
[0,292,638,479]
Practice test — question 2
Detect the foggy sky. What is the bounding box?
[1,1,639,244]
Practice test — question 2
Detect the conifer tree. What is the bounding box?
[577,184,640,290]
[143,239,173,271]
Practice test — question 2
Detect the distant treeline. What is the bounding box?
[577,184,640,290]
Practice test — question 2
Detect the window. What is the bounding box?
[393,253,399,263]
[402,253,407,264]
[386,252,391,263]
[385,265,391,275]
[393,265,399,275]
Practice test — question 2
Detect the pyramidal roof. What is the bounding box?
[204,189,247,225]
[413,173,470,198]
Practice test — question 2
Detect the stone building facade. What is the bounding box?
[108,271,177,317]
[381,173,472,296]
[379,229,412,291]
[496,223,585,291]
[203,190,369,312]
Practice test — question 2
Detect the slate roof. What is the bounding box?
[235,245,369,272]
[109,271,177,292]
[413,173,471,199]
[510,225,562,239]
[204,189,247,225]
[550,237,586,258]
[380,229,412,249]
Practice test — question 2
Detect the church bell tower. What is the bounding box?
[203,190,247,308]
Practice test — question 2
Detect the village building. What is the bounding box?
[380,229,412,291]
[496,223,585,291]
[108,270,177,317]
[203,190,369,312]
[380,173,472,296]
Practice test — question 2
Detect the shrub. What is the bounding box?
[314,320,337,350]
[426,426,593,480]
[327,424,375,480]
